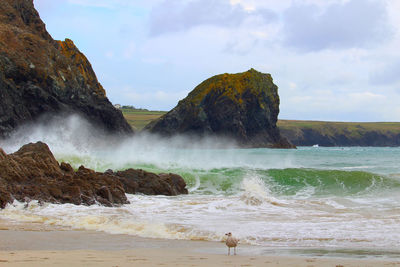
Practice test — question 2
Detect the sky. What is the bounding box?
[33,0,400,122]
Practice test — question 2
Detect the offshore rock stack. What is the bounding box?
[146,69,294,148]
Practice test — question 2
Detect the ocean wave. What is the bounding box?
[176,167,400,198]
[239,175,284,206]
[265,168,400,197]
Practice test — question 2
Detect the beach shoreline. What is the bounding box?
[1,219,399,267]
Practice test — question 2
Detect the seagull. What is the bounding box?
[225,232,239,255]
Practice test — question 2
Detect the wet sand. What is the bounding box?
[0,219,399,267]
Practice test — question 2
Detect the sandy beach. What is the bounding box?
[2,249,400,267]
[1,219,399,267]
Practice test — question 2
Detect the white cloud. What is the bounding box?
[105,51,114,59]
[288,82,297,90]
[349,92,386,100]
[283,0,393,51]
[67,0,115,8]
[123,42,136,59]
[149,0,277,36]
[140,57,167,65]
[65,0,161,9]
[370,60,400,85]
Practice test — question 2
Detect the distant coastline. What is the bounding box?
[120,108,400,147]
[278,120,400,147]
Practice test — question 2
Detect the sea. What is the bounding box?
[1,115,400,258]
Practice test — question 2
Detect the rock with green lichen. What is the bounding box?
[145,69,295,148]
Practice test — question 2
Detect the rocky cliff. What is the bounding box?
[278,120,400,147]
[0,142,188,209]
[0,0,133,138]
[145,69,294,148]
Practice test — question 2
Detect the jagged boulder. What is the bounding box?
[145,69,294,148]
[0,0,133,138]
[0,142,128,208]
[0,142,188,209]
[115,169,188,196]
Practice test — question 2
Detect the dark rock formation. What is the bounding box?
[145,69,294,148]
[116,169,188,196]
[0,142,188,209]
[0,0,133,138]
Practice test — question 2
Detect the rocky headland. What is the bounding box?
[278,120,400,147]
[145,69,294,148]
[0,142,188,209]
[0,0,133,138]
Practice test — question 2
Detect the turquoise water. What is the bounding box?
[55,145,400,198]
[1,116,400,257]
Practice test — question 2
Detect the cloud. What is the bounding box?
[349,91,386,101]
[288,82,297,90]
[66,0,116,8]
[149,0,276,36]
[370,60,400,85]
[283,0,392,51]
[33,0,60,12]
[123,42,136,59]
[281,88,393,122]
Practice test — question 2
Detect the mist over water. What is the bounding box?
[1,114,400,256]
[1,114,300,175]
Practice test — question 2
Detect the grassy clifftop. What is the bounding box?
[278,120,400,146]
[121,109,165,131]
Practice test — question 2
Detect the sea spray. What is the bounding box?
[239,174,283,206]
[0,115,296,172]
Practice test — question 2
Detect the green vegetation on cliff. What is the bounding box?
[278,120,400,146]
[121,109,165,130]
[186,69,279,113]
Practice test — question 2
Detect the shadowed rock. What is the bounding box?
[145,69,294,148]
[116,169,188,196]
[0,142,188,209]
[0,0,133,138]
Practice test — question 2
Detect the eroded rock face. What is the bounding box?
[0,142,128,208]
[0,0,133,137]
[145,69,294,148]
[115,169,188,196]
[0,142,188,209]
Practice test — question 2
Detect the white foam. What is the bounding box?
[2,190,400,249]
[239,175,283,206]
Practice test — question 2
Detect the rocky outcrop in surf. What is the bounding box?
[113,169,188,196]
[0,0,133,138]
[145,69,294,148]
[0,142,188,209]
